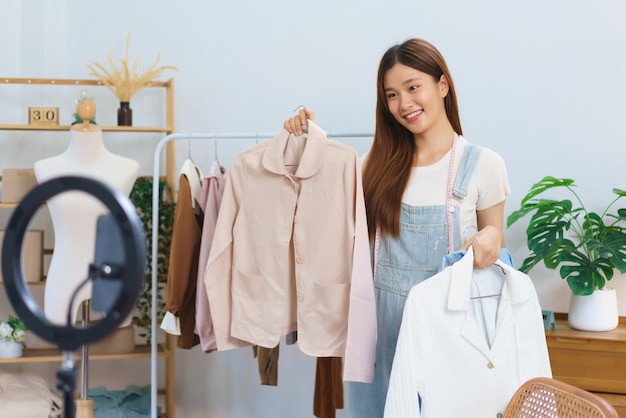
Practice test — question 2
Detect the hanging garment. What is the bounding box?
[252,344,280,386]
[383,246,552,418]
[204,120,376,383]
[194,160,227,353]
[161,158,203,349]
[314,357,344,418]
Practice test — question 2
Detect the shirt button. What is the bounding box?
[296,255,305,264]
[297,294,304,302]
[487,362,494,369]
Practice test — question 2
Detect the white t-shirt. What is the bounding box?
[363,135,510,244]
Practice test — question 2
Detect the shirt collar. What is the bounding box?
[262,120,327,178]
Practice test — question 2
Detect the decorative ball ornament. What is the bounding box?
[76,98,96,123]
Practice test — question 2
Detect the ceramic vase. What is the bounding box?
[0,340,23,358]
[568,288,619,331]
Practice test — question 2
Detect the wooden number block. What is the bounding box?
[28,107,59,125]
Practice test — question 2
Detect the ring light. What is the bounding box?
[1,176,145,352]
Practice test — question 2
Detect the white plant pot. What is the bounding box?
[568,288,619,332]
[0,340,23,358]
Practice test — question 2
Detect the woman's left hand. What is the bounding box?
[462,225,501,269]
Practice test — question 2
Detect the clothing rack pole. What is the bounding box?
[150,131,373,417]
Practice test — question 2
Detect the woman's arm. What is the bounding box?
[461,200,506,269]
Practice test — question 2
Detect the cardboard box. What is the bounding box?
[0,230,44,283]
[1,169,38,203]
[90,324,136,354]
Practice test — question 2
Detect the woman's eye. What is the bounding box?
[387,92,397,99]
[409,85,419,92]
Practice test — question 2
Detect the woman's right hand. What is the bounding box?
[284,106,316,136]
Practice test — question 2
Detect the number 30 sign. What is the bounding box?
[28,107,59,125]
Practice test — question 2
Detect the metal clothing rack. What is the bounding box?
[149,131,373,417]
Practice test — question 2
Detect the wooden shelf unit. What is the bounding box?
[546,317,626,417]
[0,124,171,132]
[0,76,177,418]
[0,343,169,364]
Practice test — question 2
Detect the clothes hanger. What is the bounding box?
[469,252,506,300]
[186,134,195,164]
[185,134,203,178]
[214,137,221,165]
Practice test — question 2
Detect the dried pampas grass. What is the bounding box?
[88,32,178,102]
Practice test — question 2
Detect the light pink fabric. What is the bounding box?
[204,121,376,383]
[194,161,226,352]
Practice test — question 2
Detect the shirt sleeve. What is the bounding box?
[343,153,377,383]
[474,148,511,211]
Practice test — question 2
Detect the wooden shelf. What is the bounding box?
[1,77,170,87]
[0,202,19,208]
[0,76,177,417]
[0,124,172,132]
[0,280,46,286]
[0,343,169,364]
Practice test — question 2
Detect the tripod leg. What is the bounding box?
[57,351,76,418]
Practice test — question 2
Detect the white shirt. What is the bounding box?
[384,247,552,418]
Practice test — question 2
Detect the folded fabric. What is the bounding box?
[0,372,62,418]
[88,385,159,418]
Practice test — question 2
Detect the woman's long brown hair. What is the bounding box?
[362,38,463,237]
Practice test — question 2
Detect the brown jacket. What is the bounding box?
[165,160,203,348]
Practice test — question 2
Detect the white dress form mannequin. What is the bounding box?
[34,99,140,327]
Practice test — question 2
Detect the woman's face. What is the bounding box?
[383,63,448,137]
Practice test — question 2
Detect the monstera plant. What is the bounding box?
[507,176,626,296]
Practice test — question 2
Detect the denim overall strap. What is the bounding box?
[451,142,483,199]
[444,135,460,253]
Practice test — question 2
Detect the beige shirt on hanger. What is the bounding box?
[204,121,377,383]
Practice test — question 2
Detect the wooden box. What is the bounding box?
[1,169,38,203]
[0,230,44,283]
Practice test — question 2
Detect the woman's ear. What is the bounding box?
[439,75,449,98]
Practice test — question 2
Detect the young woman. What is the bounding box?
[284,38,510,417]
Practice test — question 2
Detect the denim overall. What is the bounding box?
[347,142,482,418]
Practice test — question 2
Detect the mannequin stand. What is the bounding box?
[74,399,94,418]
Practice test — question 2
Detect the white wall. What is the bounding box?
[1,0,626,417]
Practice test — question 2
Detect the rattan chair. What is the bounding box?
[503,377,619,417]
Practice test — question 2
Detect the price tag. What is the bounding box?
[28,107,59,125]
